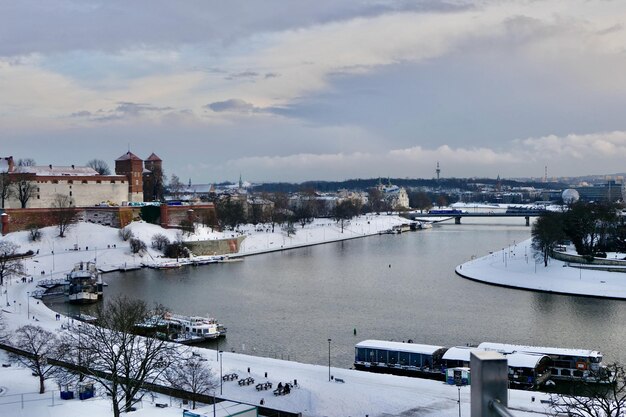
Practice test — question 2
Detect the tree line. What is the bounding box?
[532,202,625,266]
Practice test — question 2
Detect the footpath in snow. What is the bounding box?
[456,239,626,299]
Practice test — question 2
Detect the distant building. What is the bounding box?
[575,181,623,202]
[1,156,128,208]
[378,180,409,209]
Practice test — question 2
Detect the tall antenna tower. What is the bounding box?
[544,165,548,183]
[436,162,441,181]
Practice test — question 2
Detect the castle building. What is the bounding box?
[115,151,144,203]
[1,156,128,208]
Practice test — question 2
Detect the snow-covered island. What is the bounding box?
[456,239,626,299]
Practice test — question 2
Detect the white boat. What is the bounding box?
[156,262,181,269]
[67,262,103,304]
[134,312,228,344]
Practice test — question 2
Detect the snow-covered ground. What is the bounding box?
[456,239,626,299]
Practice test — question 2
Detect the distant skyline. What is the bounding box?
[2,1,626,183]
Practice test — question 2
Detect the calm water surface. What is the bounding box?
[47,218,626,368]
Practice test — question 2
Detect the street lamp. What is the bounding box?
[27,292,30,319]
[216,338,219,361]
[327,338,331,381]
[219,351,223,395]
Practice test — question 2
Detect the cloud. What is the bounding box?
[205,99,259,113]
[519,132,626,160]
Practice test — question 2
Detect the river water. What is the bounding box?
[46,218,626,369]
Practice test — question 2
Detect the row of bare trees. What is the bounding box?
[2,297,217,416]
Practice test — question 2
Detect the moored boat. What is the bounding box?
[67,262,103,304]
[355,339,610,389]
[136,311,226,345]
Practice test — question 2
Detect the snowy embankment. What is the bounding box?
[456,239,626,299]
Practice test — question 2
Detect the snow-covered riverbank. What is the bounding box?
[456,239,626,299]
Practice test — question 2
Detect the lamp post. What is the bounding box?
[216,338,219,360]
[327,338,331,381]
[219,350,223,395]
[457,384,462,417]
[27,291,30,319]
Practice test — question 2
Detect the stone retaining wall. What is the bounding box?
[184,235,246,256]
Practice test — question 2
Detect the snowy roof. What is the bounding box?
[356,340,445,355]
[145,152,162,161]
[478,342,602,359]
[506,352,549,369]
[442,346,481,362]
[17,165,100,176]
[115,151,142,161]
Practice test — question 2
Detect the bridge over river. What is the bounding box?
[403,211,544,226]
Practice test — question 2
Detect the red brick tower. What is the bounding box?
[115,151,144,203]
[143,153,163,202]
[144,152,162,172]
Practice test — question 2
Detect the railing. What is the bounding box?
[489,399,516,417]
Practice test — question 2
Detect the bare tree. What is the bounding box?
[118,226,134,241]
[11,325,64,394]
[151,233,170,251]
[28,223,42,241]
[164,355,217,409]
[51,194,78,237]
[0,312,9,344]
[86,159,111,175]
[0,241,24,286]
[549,363,626,417]
[66,296,183,417]
[0,172,13,209]
[12,172,37,208]
[143,165,166,201]
[168,174,184,199]
[129,237,147,255]
[16,158,36,167]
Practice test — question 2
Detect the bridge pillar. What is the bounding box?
[525,216,530,227]
[455,216,462,225]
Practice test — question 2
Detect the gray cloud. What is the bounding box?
[225,71,259,81]
[205,99,259,113]
[0,0,474,57]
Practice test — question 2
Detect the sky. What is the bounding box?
[2,0,626,183]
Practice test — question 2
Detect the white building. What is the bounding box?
[2,159,128,208]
